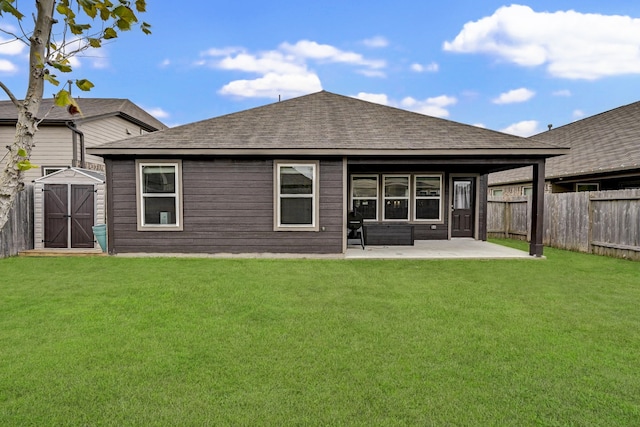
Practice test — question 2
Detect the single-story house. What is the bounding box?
[489,100,640,197]
[88,91,568,257]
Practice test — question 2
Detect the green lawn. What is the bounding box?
[1,240,639,426]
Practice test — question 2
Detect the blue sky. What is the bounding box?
[2,1,640,136]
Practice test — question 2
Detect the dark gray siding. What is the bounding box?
[108,158,344,254]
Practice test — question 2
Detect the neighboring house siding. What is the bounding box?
[2,125,71,182]
[1,116,156,182]
[22,126,73,182]
[78,116,138,172]
[108,158,344,254]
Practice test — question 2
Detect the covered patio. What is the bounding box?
[345,239,535,259]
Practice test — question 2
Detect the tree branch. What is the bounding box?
[0,81,20,108]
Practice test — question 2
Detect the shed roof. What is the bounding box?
[489,100,640,185]
[0,98,167,131]
[33,167,105,183]
[89,91,567,157]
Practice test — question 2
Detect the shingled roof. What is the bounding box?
[0,98,167,131]
[89,91,567,156]
[489,101,640,185]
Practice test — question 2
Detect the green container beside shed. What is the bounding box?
[92,224,107,252]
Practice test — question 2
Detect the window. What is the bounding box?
[351,175,378,220]
[491,189,504,197]
[414,175,442,221]
[523,187,533,196]
[275,162,318,230]
[383,175,409,221]
[43,167,64,176]
[576,183,599,192]
[136,160,182,231]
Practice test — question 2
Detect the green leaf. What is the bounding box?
[104,27,118,39]
[54,90,72,107]
[78,0,98,18]
[115,18,131,31]
[17,160,38,171]
[0,0,25,20]
[44,73,60,86]
[17,148,27,157]
[56,3,75,19]
[141,22,151,35]
[113,5,137,22]
[69,22,92,35]
[51,62,73,73]
[76,79,95,91]
[135,0,146,13]
[88,38,102,48]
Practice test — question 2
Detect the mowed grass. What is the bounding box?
[1,241,639,426]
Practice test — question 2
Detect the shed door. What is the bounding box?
[70,185,95,248]
[44,184,68,248]
[44,184,95,248]
[451,178,475,238]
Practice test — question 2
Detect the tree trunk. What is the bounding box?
[0,0,56,231]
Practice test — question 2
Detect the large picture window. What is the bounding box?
[414,175,442,221]
[351,175,378,220]
[383,175,410,221]
[136,160,183,231]
[275,162,318,230]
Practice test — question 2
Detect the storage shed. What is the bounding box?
[33,167,106,250]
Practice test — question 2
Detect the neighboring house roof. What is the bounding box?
[89,91,567,157]
[0,98,167,131]
[489,101,640,186]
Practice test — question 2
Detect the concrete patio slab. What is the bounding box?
[345,239,537,260]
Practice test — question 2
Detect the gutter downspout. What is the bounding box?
[65,121,85,168]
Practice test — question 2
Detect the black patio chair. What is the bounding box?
[347,211,365,250]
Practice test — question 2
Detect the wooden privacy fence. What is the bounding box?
[0,186,34,258]
[488,189,640,260]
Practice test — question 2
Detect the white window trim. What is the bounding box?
[382,174,410,222]
[350,174,379,221]
[42,166,65,176]
[135,159,183,231]
[413,174,443,222]
[274,161,319,231]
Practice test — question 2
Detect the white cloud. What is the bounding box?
[0,59,17,73]
[354,92,457,118]
[0,36,25,56]
[493,88,535,104]
[0,35,26,73]
[362,36,389,48]
[280,40,386,69]
[411,62,439,73]
[145,107,170,120]
[553,89,572,97]
[444,4,640,80]
[401,95,457,117]
[573,109,585,119]
[500,120,540,137]
[219,72,322,99]
[200,40,385,99]
[354,92,390,105]
[473,123,487,128]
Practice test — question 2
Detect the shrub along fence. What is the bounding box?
[0,186,34,258]
[488,189,640,260]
